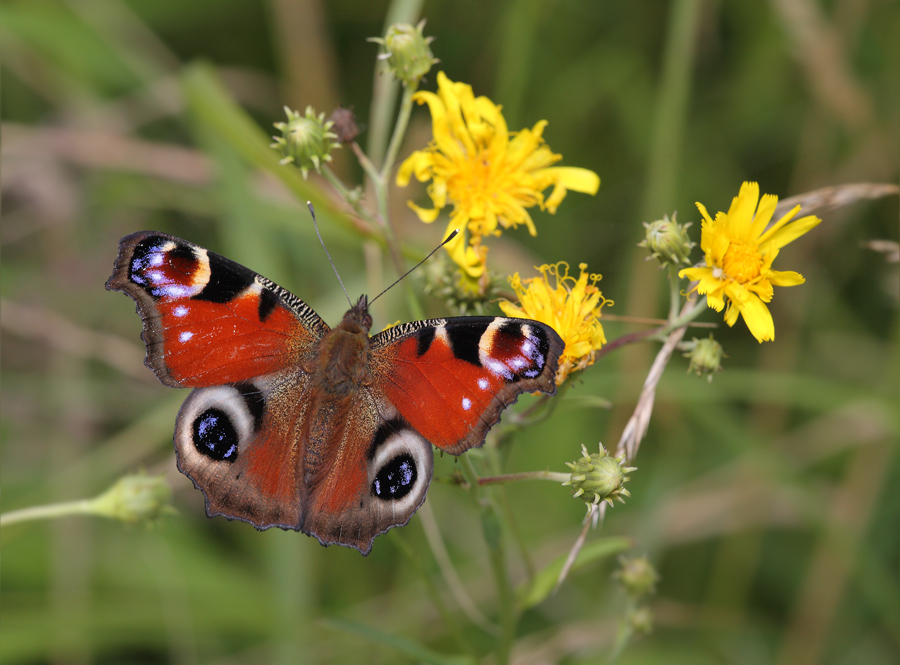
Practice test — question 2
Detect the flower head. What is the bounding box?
[499,262,610,384]
[639,212,695,268]
[90,472,174,525]
[370,21,437,86]
[614,555,660,598]
[682,334,725,381]
[271,106,338,179]
[562,443,636,509]
[397,72,600,278]
[679,182,821,343]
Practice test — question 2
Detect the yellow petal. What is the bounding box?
[737,294,775,342]
[407,201,440,223]
[761,214,822,250]
[550,167,600,195]
[749,193,778,239]
[726,182,759,240]
[766,269,805,287]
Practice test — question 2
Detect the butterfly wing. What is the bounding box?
[106,231,329,387]
[172,371,311,529]
[299,387,434,554]
[371,317,564,454]
[292,316,563,553]
[107,231,328,529]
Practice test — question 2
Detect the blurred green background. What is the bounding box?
[1,0,897,663]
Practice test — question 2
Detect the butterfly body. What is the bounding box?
[108,231,563,554]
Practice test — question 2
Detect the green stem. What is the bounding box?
[478,470,570,486]
[461,455,517,664]
[608,598,638,664]
[391,529,476,657]
[320,164,381,228]
[380,83,417,183]
[662,297,706,333]
[667,265,682,320]
[1,499,96,527]
[487,522,515,665]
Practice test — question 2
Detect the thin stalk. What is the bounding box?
[2,499,96,527]
[667,265,682,320]
[607,597,638,664]
[390,529,477,657]
[478,470,570,486]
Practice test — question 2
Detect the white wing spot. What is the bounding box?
[477,378,489,390]
[179,331,194,342]
[462,397,472,411]
[173,306,189,317]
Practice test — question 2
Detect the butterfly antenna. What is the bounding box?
[369,229,459,305]
[308,202,352,308]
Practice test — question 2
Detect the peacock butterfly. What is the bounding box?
[107,231,564,554]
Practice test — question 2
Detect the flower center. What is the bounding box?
[722,241,763,283]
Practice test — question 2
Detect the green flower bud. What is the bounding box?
[682,334,725,382]
[421,253,500,315]
[639,212,695,268]
[370,21,437,86]
[614,555,659,598]
[89,472,174,525]
[271,106,338,179]
[562,444,636,507]
[626,607,654,634]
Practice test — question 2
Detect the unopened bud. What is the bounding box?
[89,472,174,525]
[329,107,360,144]
[639,212,695,268]
[682,334,725,381]
[370,21,437,86]
[562,444,636,507]
[271,106,338,179]
[614,555,659,598]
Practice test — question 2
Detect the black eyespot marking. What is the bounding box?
[448,321,490,366]
[416,326,436,356]
[367,418,409,461]
[192,408,239,461]
[372,454,417,500]
[234,382,265,430]
[258,287,278,322]
[193,254,254,303]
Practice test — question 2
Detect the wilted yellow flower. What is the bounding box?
[397,72,600,278]
[499,262,610,384]
[679,182,821,343]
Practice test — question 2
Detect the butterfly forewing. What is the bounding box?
[106,231,328,387]
[372,317,564,454]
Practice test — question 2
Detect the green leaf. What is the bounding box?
[517,536,632,610]
[322,618,476,665]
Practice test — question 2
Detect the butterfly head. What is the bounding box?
[338,294,373,335]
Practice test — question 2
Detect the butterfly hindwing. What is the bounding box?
[300,391,434,554]
[173,370,309,529]
[106,231,329,387]
[372,317,564,454]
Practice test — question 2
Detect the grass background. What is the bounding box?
[1,0,897,663]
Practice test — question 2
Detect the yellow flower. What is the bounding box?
[679,182,821,343]
[499,262,610,384]
[397,72,600,278]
